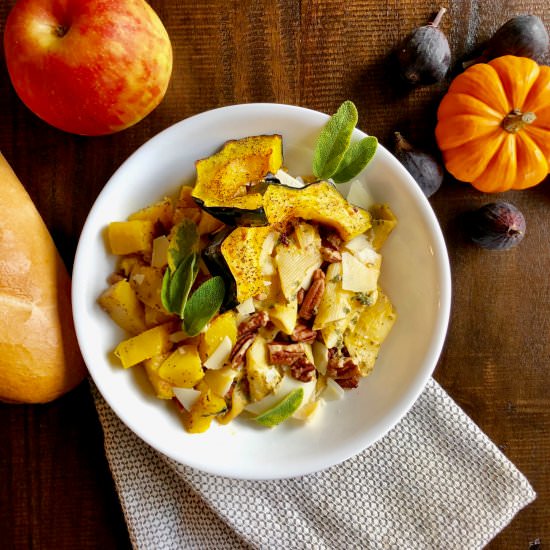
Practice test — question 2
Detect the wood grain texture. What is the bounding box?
[0,0,548,548]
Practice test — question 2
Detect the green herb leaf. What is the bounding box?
[331,136,378,183]
[183,276,226,337]
[164,253,199,316]
[312,100,358,180]
[160,268,173,312]
[167,219,199,273]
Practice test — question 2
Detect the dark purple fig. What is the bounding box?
[397,8,451,86]
[393,132,443,197]
[466,202,526,250]
[480,15,549,63]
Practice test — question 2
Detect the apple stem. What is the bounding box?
[54,24,68,37]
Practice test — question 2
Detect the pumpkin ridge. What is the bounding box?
[472,134,517,192]
[513,132,549,189]
[523,66,550,113]
[446,63,510,114]
[437,93,502,121]
[523,125,550,160]
[435,115,500,150]
[443,130,505,183]
[489,56,540,111]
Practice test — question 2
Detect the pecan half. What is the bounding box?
[230,332,256,368]
[298,269,325,320]
[290,322,318,343]
[324,231,343,250]
[327,352,361,389]
[320,246,342,263]
[290,356,316,382]
[238,311,269,336]
[296,288,305,306]
[267,342,305,365]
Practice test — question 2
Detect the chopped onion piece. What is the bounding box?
[236,297,255,316]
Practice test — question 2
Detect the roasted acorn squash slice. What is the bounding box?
[192,135,283,226]
[220,226,273,304]
[263,181,371,241]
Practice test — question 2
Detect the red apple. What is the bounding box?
[4,0,173,136]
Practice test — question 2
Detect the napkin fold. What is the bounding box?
[93,378,536,550]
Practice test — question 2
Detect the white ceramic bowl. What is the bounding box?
[72,104,451,480]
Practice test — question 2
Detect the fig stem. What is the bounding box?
[431,7,447,28]
[394,131,413,152]
[502,109,537,133]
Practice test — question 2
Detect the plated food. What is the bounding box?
[99,133,397,432]
[72,103,450,479]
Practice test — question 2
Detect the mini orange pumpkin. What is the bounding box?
[435,55,550,192]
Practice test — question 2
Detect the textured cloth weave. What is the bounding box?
[93,378,536,550]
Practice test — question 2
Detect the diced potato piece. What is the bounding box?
[128,197,173,230]
[157,345,204,388]
[184,388,228,433]
[218,382,249,425]
[143,353,173,399]
[203,366,238,397]
[129,265,165,311]
[117,255,142,277]
[197,211,224,236]
[173,206,202,225]
[107,220,154,255]
[269,297,298,335]
[98,279,147,335]
[144,305,175,328]
[199,311,238,361]
[246,336,282,402]
[114,323,173,369]
[178,185,199,208]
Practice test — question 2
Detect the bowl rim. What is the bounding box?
[72,102,452,479]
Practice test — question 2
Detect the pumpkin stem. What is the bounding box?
[502,109,537,133]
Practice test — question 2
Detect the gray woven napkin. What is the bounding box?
[93,378,535,550]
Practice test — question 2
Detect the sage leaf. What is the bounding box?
[166,253,199,316]
[331,136,378,183]
[168,219,199,273]
[160,268,173,312]
[183,276,226,337]
[312,100,358,180]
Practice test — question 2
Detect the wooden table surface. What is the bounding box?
[1,1,548,548]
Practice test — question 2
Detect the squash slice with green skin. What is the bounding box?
[263,181,371,241]
[192,135,283,226]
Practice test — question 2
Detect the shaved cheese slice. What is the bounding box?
[346,179,375,209]
[273,169,305,188]
[204,336,232,370]
[173,387,201,411]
